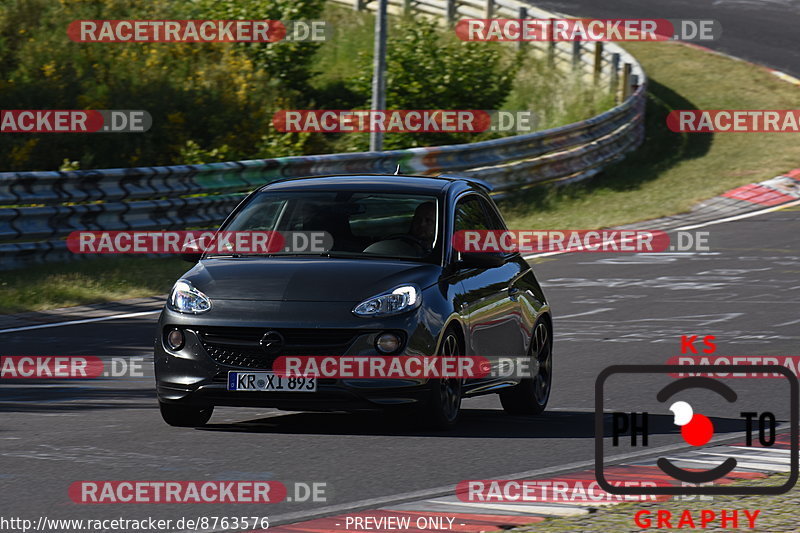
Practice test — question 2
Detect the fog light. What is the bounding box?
[375,332,401,354]
[166,328,185,351]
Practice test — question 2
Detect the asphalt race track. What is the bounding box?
[532,0,800,77]
[1,204,798,524]
[1,0,799,528]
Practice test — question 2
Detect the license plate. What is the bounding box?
[227,372,317,392]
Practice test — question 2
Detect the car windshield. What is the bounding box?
[216,190,442,263]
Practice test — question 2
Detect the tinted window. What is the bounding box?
[454,196,494,232]
[222,191,441,263]
[481,199,507,231]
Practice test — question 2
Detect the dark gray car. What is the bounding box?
[154,174,552,429]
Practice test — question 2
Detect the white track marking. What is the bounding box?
[258,427,764,528]
[422,500,590,517]
[673,198,800,231]
[664,456,791,472]
[523,198,800,260]
[0,310,160,334]
[554,308,614,320]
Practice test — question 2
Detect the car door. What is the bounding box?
[481,197,531,359]
[452,194,525,376]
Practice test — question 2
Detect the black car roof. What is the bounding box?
[259,174,492,195]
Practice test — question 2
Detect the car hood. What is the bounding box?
[182,257,443,302]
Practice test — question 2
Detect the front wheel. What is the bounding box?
[415,328,463,429]
[499,320,552,415]
[159,401,213,427]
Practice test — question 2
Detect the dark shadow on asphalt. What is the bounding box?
[0,384,156,412]
[197,409,751,439]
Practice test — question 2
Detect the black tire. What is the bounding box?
[159,401,213,427]
[415,327,464,430]
[499,320,552,415]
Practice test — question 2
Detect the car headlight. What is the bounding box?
[167,279,212,314]
[353,285,421,317]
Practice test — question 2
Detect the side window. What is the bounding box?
[453,195,511,261]
[454,196,492,233]
[480,199,507,231]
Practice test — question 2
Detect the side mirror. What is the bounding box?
[180,251,203,263]
[456,252,505,269]
[180,239,204,263]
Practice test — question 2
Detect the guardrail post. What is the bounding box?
[593,42,603,84]
[547,19,556,66]
[446,0,456,25]
[571,39,581,71]
[485,0,493,19]
[622,62,632,99]
[517,6,527,51]
[610,52,620,101]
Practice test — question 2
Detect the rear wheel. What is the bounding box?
[416,328,463,429]
[499,320,552,415]
[159,401,213,427]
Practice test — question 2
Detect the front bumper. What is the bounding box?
[154,300,440,411]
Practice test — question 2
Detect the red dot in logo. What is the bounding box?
[681,413,714,446]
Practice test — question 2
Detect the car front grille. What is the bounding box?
[196,327,368,369]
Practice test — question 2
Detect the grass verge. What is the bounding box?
[0,257,188,314]
[2,41,798,313]
[501,41,800,229]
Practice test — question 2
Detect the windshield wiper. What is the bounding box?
[203,253,243,259]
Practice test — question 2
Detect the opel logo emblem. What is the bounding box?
[260,330,284,355]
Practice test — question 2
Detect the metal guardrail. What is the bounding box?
[0,0,646,270]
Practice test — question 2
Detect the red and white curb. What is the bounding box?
[264,434,793,532]
[613,168,800,234]
[720,169,800,207]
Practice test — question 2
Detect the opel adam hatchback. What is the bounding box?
[154,174,552,429]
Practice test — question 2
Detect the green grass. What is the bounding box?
[0,257,189,314]
[501,41,800,230]
[310,4,374,92]
[3,41,798,314]
[308,4,615,128]
[504,51,616,130]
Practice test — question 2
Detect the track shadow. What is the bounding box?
[0,384,156,412]
[197,409,749,439]
[499,76,714,220]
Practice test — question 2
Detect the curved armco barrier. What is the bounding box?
[0,0,646,270]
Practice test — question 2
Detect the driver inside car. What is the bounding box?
[362,201,437,257]
[408,201,436,251]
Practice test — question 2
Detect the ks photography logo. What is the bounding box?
[594,365,798,495]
